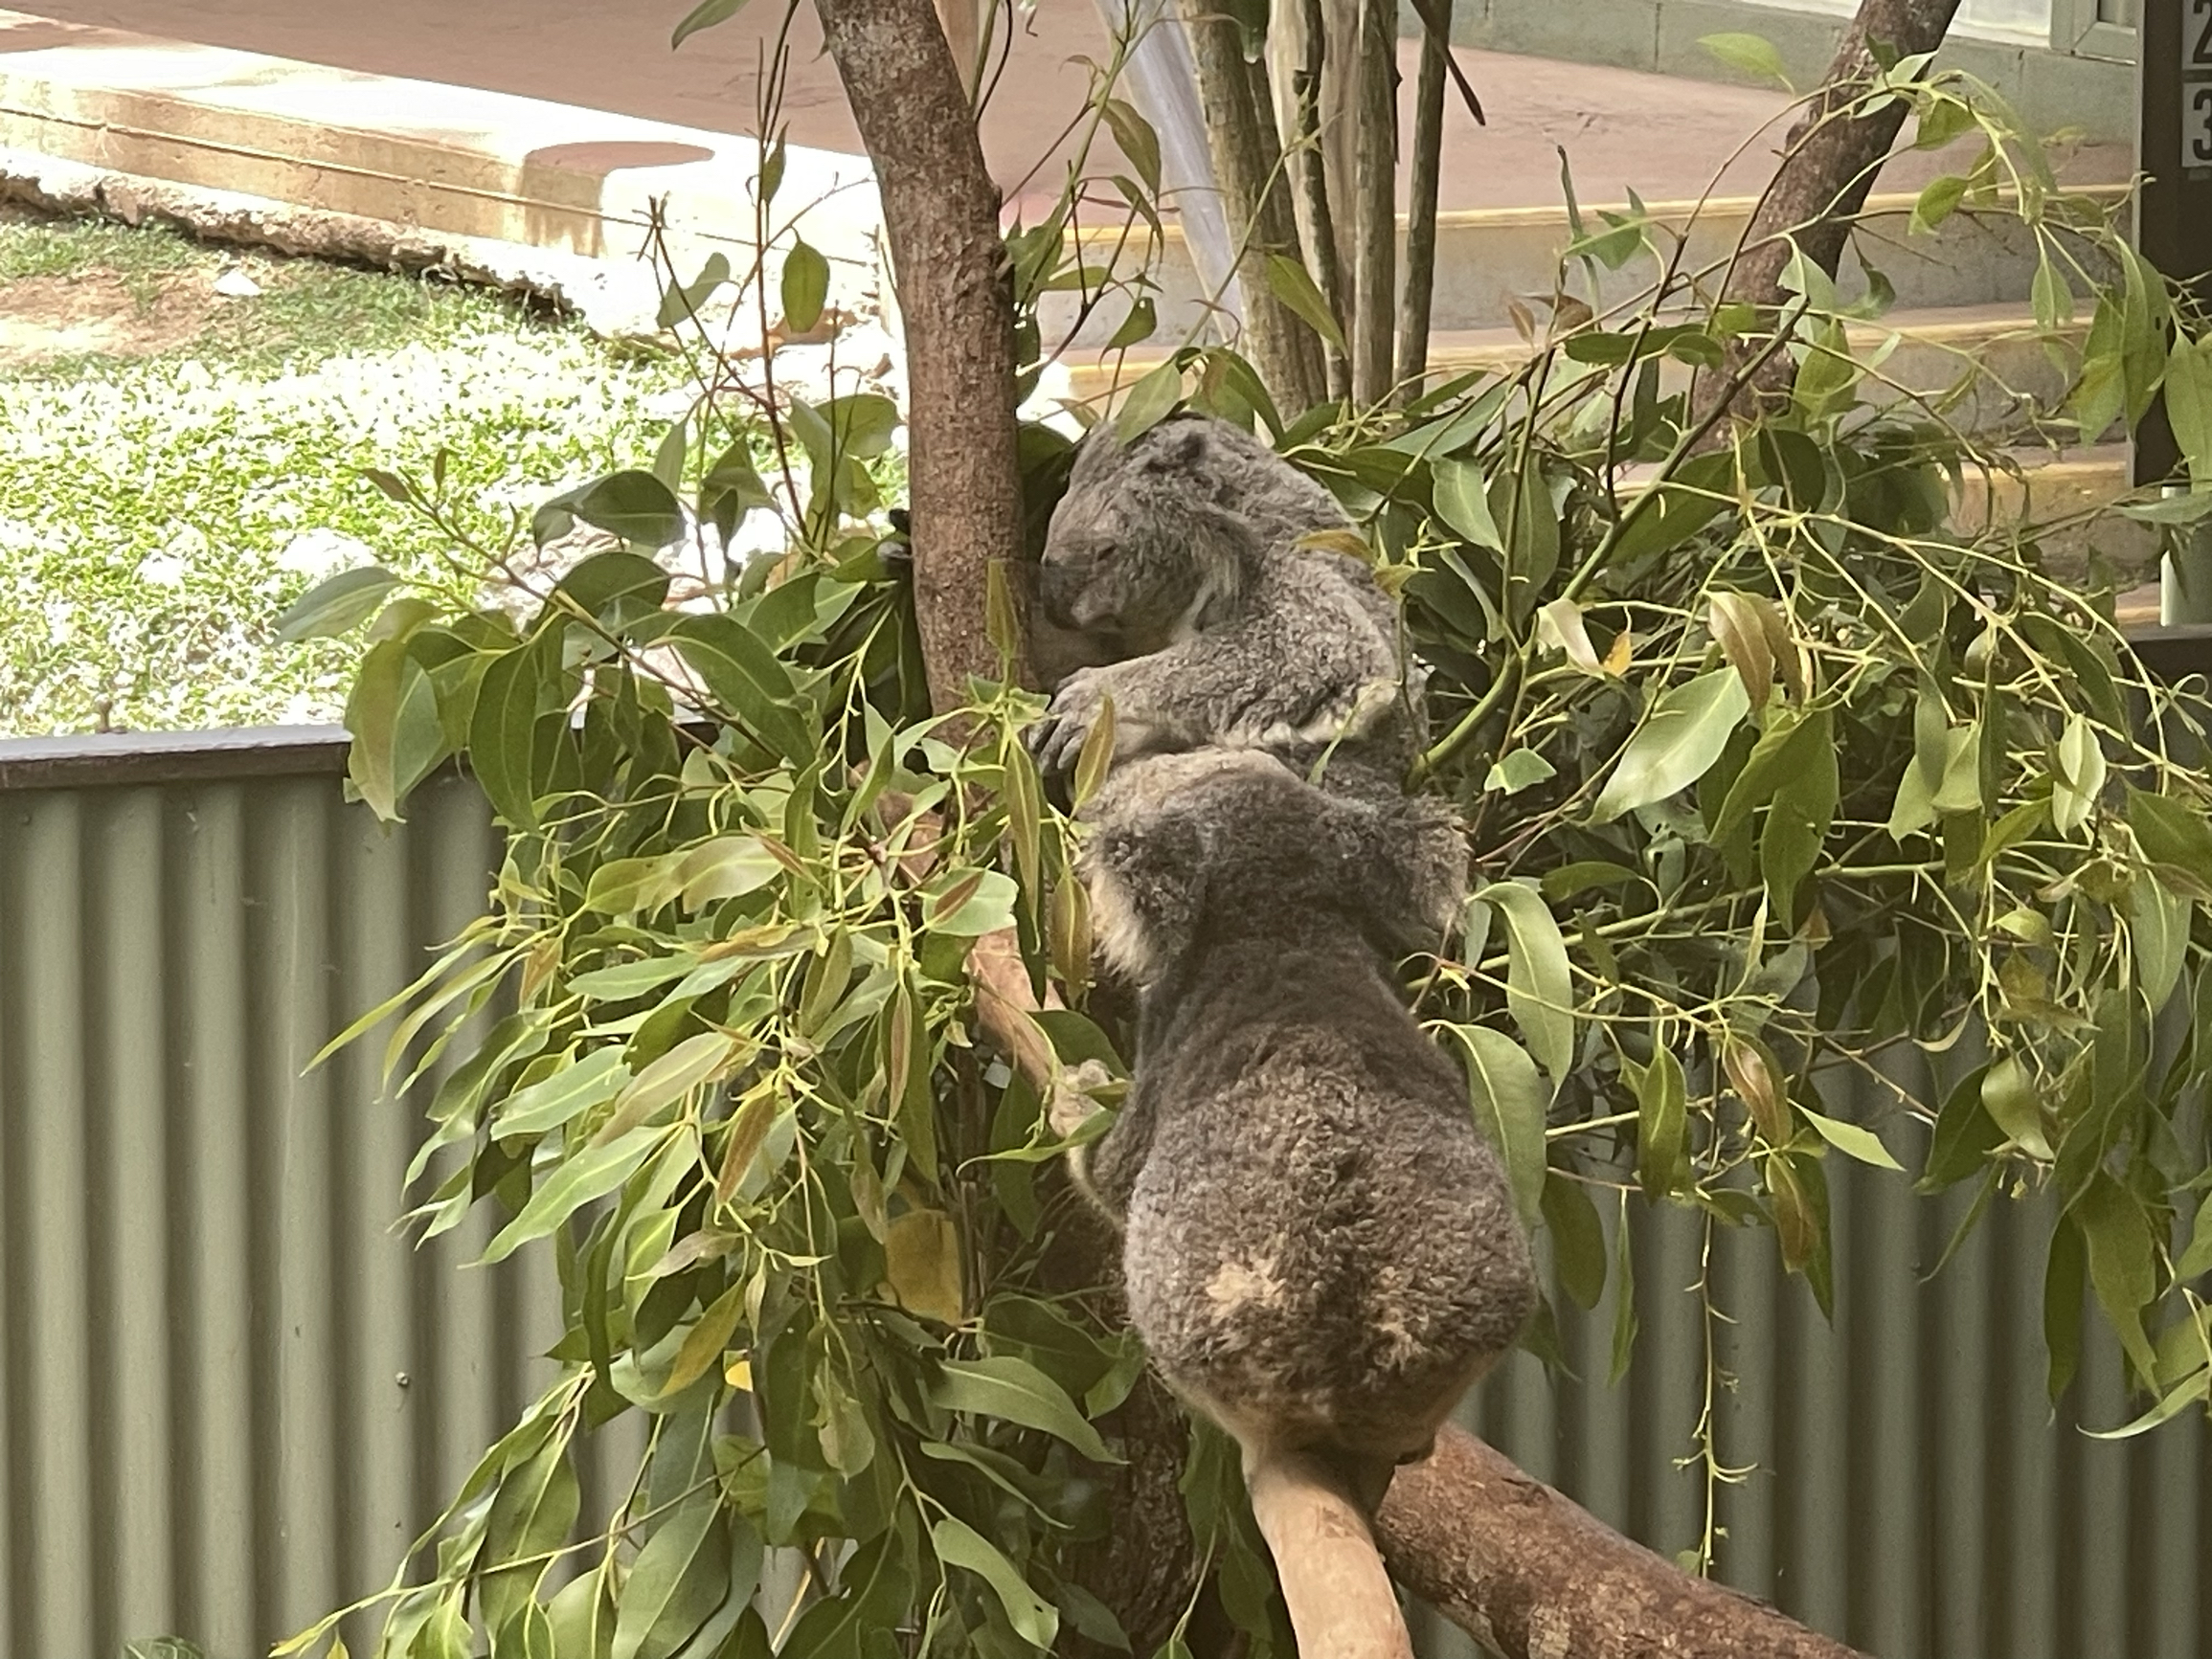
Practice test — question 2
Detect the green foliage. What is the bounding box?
[284,37,2212,1659]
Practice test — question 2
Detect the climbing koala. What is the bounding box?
[1025,414,1424,796]
[1052,748,1536,1652]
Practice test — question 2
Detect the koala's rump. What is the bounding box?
[1120,1026,1531,1460]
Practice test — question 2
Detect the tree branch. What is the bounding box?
[1395,0,1452,396]
[1347,0,1398,406]
[1693,0,1963,426]
[813,0,1032,707]
[1378,1425,1867,1659]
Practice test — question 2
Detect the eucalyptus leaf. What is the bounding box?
[1474,881,1576,1082]
[1798,1107,1904,1171]
[610,1494,728,1659]
[1454,1025,1547,1227]
[481,1127,666,1265]
[276,565,399,640]
[927,1356,1118,1464]
[1591,667,1751,823]
[932,1517,1060,1649]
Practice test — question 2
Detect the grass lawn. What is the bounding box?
[0,209,690,735]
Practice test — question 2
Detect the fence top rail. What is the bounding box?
[0,725,351,794]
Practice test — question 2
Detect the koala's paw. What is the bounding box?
[1025,669,1115,777]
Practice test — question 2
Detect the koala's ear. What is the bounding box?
[1357,799,1470,956]
[1081,797,1212,982]
[1140,417,1209,475]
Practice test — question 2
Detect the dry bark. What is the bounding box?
[1693,0,1964,425]
[1246,1451,1417,1659]
[814,0,1032,706]
[1378,1425,1866,1659]
[1175,0,1329,413]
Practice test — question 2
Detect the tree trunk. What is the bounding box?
[1396,0,1451,395]
[1278,0,1351,401]
[1692,0,1964,426]
[814,0,1031,706]
[1377,1426,1868,1659]
[1175,0,1329,413]
[1347,0,1398,405]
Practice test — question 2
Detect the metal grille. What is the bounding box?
[1,731,2203,1659]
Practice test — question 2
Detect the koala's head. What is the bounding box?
[1078,750,1468,980]
[1039,414,1335,651]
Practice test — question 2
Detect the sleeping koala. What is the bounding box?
[1025,415,1425,796]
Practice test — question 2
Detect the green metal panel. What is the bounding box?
[0,731,650,1659]
[2,730,2205,1658]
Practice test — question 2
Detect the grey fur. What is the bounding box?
[1070,750,1537,1504]
[1027,415,1424,795]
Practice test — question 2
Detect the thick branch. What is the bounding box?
[1248,1452,1414,1659]
[1281,0,1349,401]
[1377,1425,1866,1659]
[814,0,1031,707]
[1693,0,1962,425]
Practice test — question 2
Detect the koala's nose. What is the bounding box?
[1036,561,1084,626]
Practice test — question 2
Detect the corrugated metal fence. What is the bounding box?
[0,729,2203,1659]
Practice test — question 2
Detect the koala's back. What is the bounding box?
[1119,953,1536,1462]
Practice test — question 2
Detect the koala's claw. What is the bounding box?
[1026,674,1111,777]
[1028,710,1095,777]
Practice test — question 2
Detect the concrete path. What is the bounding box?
[3,0,2133,223]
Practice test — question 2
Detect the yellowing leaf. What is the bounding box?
[659,1280,746,1401]
[1536,597,1604,675]
[883,1207,965,1324]
[1707,591,1775,707]
[714,1083,780,1205]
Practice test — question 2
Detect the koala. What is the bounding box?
[1056,748,1536,1538]
[1025,415,1424,796]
